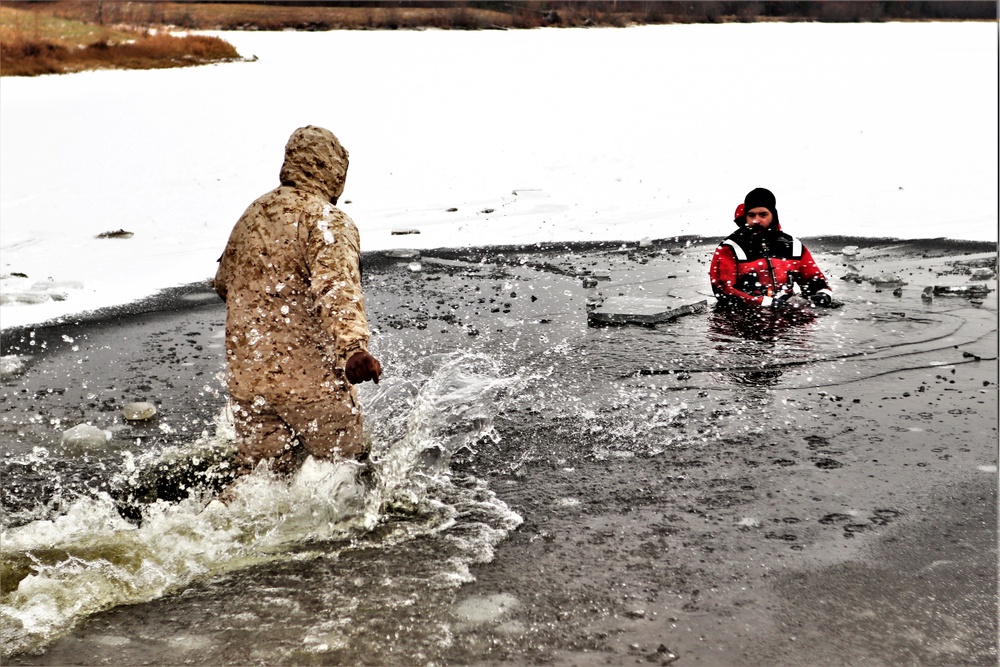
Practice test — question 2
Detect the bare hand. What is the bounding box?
[345,351,382,384]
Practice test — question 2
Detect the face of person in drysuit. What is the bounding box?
[745,207,773,231]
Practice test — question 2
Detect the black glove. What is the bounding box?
[345,351,382,384]
[810,290,833,307]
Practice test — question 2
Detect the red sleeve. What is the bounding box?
[795,246,831,294]
[709,245,765,306]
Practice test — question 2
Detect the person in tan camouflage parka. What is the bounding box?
[214,126,382,475]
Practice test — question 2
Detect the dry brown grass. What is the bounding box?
[2,2,556,31]
[0,4,241,77]
[155,3,533,30]
[14,0,995,32]
[0,1,766,34]
[2,1,994,77]
[1,32,241,76]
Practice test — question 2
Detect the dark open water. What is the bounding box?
[1,237,996,663]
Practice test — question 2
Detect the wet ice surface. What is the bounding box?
[0,237,996,664]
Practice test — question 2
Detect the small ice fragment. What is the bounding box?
[2,292,51,304]
[387,249,420,259]
[122,402,157,421]
[62,423,111,448]
[0,355,26,377]
[31,280,84,291]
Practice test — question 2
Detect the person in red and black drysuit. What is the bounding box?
[708,187,833,311]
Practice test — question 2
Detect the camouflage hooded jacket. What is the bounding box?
[214,126,371,403]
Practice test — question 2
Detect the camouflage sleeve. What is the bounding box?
[305,203,370,363]
[214,200,258,302]
[213,250,230,301]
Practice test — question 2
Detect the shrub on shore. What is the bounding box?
[1,31,241,76]
[0,6,241,77]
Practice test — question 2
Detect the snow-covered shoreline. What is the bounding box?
[2,23,997,332]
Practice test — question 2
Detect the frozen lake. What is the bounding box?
[0,22,997,664]
[1,22,997,331]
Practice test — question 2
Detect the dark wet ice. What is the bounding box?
[1,239,996,664]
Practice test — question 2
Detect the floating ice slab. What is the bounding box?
[588,297,708,325]
[386,249,421,259]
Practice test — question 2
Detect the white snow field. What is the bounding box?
[1,22,996,331]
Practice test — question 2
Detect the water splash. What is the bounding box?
[1,351,523,658]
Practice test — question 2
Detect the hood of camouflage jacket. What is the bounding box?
[278,126,349,203]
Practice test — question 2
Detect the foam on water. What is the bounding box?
[1,351,523,658]
[0,355,28,379]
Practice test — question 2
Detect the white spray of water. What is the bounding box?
[1,351,523,658]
